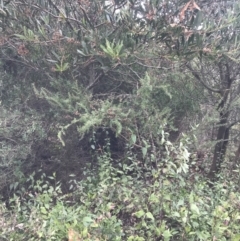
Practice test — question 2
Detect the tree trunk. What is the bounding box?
[208,115,229,180]
[208,61,233,181]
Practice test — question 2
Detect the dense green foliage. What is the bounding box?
[1,0,240,240]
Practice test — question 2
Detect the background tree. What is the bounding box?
[1,0,240,240]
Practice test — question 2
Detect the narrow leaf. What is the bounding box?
[142,147,147,158]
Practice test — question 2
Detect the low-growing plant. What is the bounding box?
[2,133,240,241]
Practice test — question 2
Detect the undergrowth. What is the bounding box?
[1,135,240,241]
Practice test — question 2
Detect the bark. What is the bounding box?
[208,112,229,180]
[208,61,232,181]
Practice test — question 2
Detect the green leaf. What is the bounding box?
[82,227,88,238]
[142,147,147,158]
[149,193,159,203]
[0,8,7,16]
[182,148,190,161]
[131,134,136,144]
[162,229,172,241]
[134,210,145,218]
[190,203,200,215]
[194,11,203,28]
[145,212,154,220]
[81,41,89,54]
[14,34,27,40]
[82,216,93,226]
[61,62,69,71]
[57,131,65,146]
[46,59,58,63]
[51,50,61,60]
[231,234,240,241]
[40,207,47,215]
[44,203,50,210]
[77,49,86,56]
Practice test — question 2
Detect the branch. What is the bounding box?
[27,3,87,30]
[186,64,221,93]
[48,0,74,31]
[86,72,104,90]
[78,5,94,29]
[228,120,240,129]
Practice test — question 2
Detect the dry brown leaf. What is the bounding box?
[191,0,201,11]
[184,30,194,41]
[68,229,81,241]
[202,47,212,53]
[17,44,29,56]
[179,1,191,21]
[179,0,201,21]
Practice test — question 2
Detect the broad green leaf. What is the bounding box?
[134,210,145,218]
[131,134,136,144]
[81,227,88,238]
[44,203,49,210]
[231,234,240,241]
[162,229,172,241]
[190,203,200,215]
[82,216,93,226]
[149,193,159,203]
[40,207,47,215]
[145,212,154,220]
